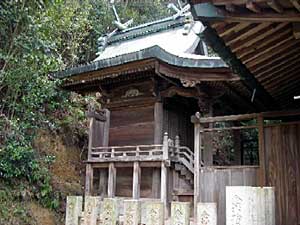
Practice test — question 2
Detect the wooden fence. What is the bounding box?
[199,166,258,225]
[192,110,300,225]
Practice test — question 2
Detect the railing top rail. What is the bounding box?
[92,144,163,150]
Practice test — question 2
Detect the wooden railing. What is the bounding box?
[87,133,195,170]
[89,144,164,162]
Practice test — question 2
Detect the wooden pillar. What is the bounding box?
[85,163,93,196]
[203,104,213,166]
[154,101,163,144]
[108,162,116,197]
[99,169,107,198]
[258,114,266,186]
[161,133,169,217]
[87,117,94,161]
[133,162,141,199]
[152,168,161,198]
[193,115,202,221]
[153,101,163,198]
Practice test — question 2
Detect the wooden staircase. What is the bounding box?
[169,137,194,186]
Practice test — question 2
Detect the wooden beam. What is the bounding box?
[225,3,237,12]
[108,162,116,197]
[250,45,300,73]
[241,34,294,63]
[293,23,300,39]
[258,57,300,83]
[231,22,288,53]
[132,162,141,199]
[226,22,271,46]
[245,39,299,68]
[246,0,262,13]
[192,3,300,22]
[255,51,300,79]
[290,0,300,12]
[199,24,277,110]
[218,22,250,38]
[237,25,291,59]
[267,0,283,13]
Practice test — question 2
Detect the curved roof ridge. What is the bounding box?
[52,45,227,79]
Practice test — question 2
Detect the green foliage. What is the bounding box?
[0,0,171,218]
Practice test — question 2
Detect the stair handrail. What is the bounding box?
[172,135,194,174]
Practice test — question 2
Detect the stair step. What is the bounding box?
[174,163,184,171]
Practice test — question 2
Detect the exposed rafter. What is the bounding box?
[198,23,277,111]
[192,2,300,22]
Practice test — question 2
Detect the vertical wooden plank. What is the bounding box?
[258,114,266,186]
[65,196,83,225]
[102,109,110,147]
[194,121,202,221]
[152,168,161,198]
[215,169,230,225]
[283,125,298,225]
[88,118,94,161]
[133,162,141,199]
[203,105,214,166]
[154,101,163,144]
[108,163,116,198]
[296,124,300,225]
[85,164,93,196]
[99,168,108,198]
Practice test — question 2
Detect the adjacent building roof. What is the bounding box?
[189,0,300,110]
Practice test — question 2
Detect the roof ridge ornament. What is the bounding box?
[97,0,134,55]
[168,0,191,20]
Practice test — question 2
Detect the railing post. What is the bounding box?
[161,132,169,218]
[175,135,180,159]
[162,132,169,160]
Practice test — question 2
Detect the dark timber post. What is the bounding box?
[161,132,169,218]
[153,101,163,198]
[192,113,202,221]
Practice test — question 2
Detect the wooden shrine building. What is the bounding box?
[55,3,300,224]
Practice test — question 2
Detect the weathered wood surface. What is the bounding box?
[264,124,300,225]
[109,106,154,146]
[198,167,258,225]
[65,196,82,225]
[197,202,217,225]
[226,186,275,225]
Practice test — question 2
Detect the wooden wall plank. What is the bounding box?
[199,167,258,225]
